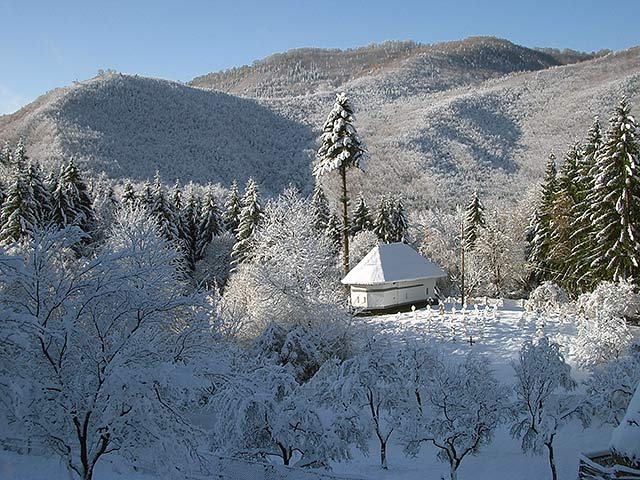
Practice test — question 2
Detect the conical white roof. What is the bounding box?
[342,242,446,285]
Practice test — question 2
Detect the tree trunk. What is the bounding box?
[380,440,387,470]
[450,463,458,480]
[339,165,350,283]
[460,220,465,307]
[546,441,557,480]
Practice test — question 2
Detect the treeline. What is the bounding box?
[527,98,640,295]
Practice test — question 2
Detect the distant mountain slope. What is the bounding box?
[0,39,637,210]
[0,74,314,193]
[190,37,598,99]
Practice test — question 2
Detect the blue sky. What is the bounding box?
[2,0,639,114]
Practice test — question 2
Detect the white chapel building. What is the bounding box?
[342,242,446,310]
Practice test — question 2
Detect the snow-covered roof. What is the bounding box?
[342,242,446,286]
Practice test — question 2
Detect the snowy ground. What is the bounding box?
[1,304,628,480]
[331,304,619,480]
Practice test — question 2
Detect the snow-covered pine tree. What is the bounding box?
[588,98,640,284]
[550,144,582,290]
[138,180,153,209]
[121,181,137,210]
[180,190,200,271]
[311,182,330,232]
[528,154,558,285]
[196,184,221,259]
[0,141,12,167]
[463,191,485,250]
[52,160,94,234]
[325,212,342,253]
[569,119,603,290]
[169,179,183,212]
[350,192,371,236]
[150,171,178,241]
[389,196,408,243]
[231,178,262,266]
[13,138,27,168]
[0,168,38,244]
[25,162,52,227]
[314,92,367,277]
[373,196,393,244]
[223,180,241,235]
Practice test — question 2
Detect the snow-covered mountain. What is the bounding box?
[0,37,638,207]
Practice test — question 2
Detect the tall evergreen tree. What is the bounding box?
[311,182,331,232]
[0,141,12,167]
[569,118,603,290]
[549,144,582,288]
[314,92,367,277]
[51,160,94,233]
[180,190,200,271]
[587,98,640,283]
[325,213,342,253]
[351,192,371,236]
[25,162,53,227]
[464,191,485,250]
[389,196,408,243]
[528,153,558,284]
[13,138,27,168]
[138,180,153,209]
[373,196,393,244]
[150,172,178,241]
[223,180,241,235]
[196,184,221,259]
[232,178,262,266]
[0,169,38,244]
[121,181,137,210]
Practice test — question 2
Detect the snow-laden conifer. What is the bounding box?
[311,182,330,232]
[464,190,485,250]
[231,178,261,266]
[196,184,221,259]
[150,171,178,241]
[588,99,640,283]
[0,168,38,244]
[314,92,367,277]
[389,196,408,243]
[223,180,241,234]
[373,196,393,243]
[350,192,371,236]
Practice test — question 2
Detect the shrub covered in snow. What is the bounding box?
[584,348,640,424]
[574,281,635,366]
[525,281,569,313]
[610,383,640,469]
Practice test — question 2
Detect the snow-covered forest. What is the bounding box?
[1,84,640,480]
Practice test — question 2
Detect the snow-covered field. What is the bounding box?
[0,304,628,480]
[329,304,618,480]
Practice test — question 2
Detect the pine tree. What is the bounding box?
[0,169,38,244]
[51,160,94,233]
[569,118,603,290]
[223,180,241,235]
[314,92,367,277]
[13,138,27,168]
[389,196,408,243]
[351,192,371,236]
[373,196,393,244]
[464,191,485,250]
[180,190,200,271]
[170,180,183,212]
[325,213,342,253]
[196,184,221,259]
[548,145,581,287]
[150,172,178,241]
[311,182,330,232]
[1,141,12,167]
[138,181,153,209]
[587,98,640,283]
[232,178,262,266]
[25,162,53,227]
[528,154,558,284]
[122,181,137,210]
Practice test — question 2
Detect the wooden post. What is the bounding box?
[340,165,350,295]
[460,219,465,308]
